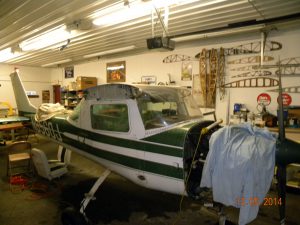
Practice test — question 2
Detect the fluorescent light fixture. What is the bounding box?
[93,2,152,26]
[92,0,198,26]
[107,64,125,71]
[171,24,266,42]
[150,0,196,10]
[83,45,136,58]
[20,25,72,51]
[0,47,21,62]
[42,59,72,67]
[152,0,201,7]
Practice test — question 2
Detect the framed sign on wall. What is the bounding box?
[106,61,126,83]
[181,61,192,81]
[65,66,74,78]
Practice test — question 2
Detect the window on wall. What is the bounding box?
[91,104,129,132]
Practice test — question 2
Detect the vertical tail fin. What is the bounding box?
[10,72,37,116]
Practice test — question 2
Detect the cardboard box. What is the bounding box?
[289,108,300,119]
[76,76,97,90]
[68,82,77,91]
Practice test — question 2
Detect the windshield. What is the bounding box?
[69,98,84,123]
[136,86,202,130]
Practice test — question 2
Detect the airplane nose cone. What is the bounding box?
[276,139,300,165]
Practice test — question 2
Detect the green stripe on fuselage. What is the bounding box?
[62,135,184,179]
[52,116,185,158]
[35,115,195,180]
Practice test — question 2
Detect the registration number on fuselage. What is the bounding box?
[32,119,63,142]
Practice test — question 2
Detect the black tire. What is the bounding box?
[214,220,236,225]
[225,220,236,225]
[61,207,88,225]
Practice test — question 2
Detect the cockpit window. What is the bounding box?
[137,87,202,130]
[91,104,129,132]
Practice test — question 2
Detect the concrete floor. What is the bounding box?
[0,135,300,225]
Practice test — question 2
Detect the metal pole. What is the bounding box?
[163,5,169,37]
[276,58,287,225]
[151,8,154,38]
[277,59,285,141]
[153,6,169,37]
[260,32,265,66]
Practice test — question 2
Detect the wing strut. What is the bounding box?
[80,169,111,215]
[61,169,111,225]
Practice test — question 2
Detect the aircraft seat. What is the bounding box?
[31,148,68,181]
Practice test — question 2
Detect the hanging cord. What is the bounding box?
[172,128,207,225]
[172,119,223,225]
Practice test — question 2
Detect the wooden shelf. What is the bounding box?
[268,127,300,143]
[268,127,300,133]
[61,89,83,109]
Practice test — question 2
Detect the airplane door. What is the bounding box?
[127,100,148,187]
[86,100,146,187]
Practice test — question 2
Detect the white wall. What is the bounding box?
[51,27,300,123]
[50,50,199,87]
[1,26,299,121]
[0,64,53,110]
[224,28,300,122]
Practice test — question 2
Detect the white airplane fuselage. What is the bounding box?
[10,72,218,198]
[31,106,198,196]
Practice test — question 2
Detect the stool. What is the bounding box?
[7,141,32,178]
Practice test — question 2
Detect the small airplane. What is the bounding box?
[9,71,300,225]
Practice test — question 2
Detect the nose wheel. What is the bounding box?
[61,207,88,225]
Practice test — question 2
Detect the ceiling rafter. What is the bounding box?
[0,0,299,67]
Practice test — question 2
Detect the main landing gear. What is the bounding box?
[61,169,111,225]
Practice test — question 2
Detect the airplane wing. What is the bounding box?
[0,116,30,125]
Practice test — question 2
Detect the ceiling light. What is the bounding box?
[0,47,21,62]
[42,59,72,67]
[20,25,72,51]
[83,45,136,58]
[92,0,197,27]
[152,0,179,8]
[171,24,266,42]
[93,2,152,26]
[152,0,201,7]
[107,64,125,71]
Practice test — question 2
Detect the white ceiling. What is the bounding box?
[0,0,300,67]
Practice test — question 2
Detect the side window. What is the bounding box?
[91,104,129,132]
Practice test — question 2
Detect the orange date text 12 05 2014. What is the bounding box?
[235,197,282,207]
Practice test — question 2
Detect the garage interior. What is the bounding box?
[1,0,300,225]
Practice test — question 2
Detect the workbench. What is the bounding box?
[0,122,29,143]
[268,127,300,144]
